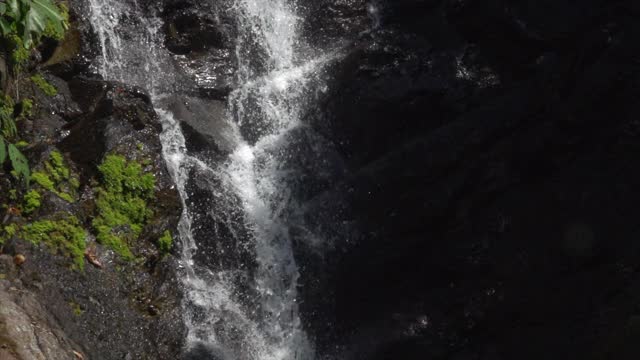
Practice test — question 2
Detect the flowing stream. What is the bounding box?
[87,0,333,358]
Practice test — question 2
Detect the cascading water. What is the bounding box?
[87,0,335,358]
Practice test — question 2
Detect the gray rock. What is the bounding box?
[0,281,83,360]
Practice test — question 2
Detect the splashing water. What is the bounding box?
[87,0,335,358]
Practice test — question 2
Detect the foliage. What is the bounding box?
[30,73,57,96]
[0,94,16,138]
[22,188,41,214]
[31,150,77,202]
[0,223,18,245]
[0,214,86,270]
[7,34,29,65]
[0,95,30,183]
[18,215,86,270]
[32,170,53,190]
[93,155,156,260]
[18,99,32,117]
[0,0,68,184]
[0,0,69,51]
[158,230,172,255]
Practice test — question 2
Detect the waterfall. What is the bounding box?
[87,0,332,358]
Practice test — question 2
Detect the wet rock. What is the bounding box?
[300,0,640,359]
[0,11,185,359]
[0,281,82,360]
[160,0,236,97]
[8,238,186,360]
[17,72,83,144]
[162,95,235,158]
[300,0,371,49]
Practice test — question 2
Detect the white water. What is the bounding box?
[87,0,329,358]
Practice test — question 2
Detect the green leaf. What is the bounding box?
[21,0,66,48]
[0,137,6,164]
[8,143,29,183]
[0,3,7,15]
[30,0,64,22]
[7,0,20,19]
[23,8,45,48]
[0,18,11,35]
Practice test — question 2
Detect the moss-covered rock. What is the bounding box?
[93,154,155,260]
[30,74,58,97]
[22,189,42,214]
[4,214,86,270]
[0,29,184,358]
[158,230,173,255]
[31,150,79,206]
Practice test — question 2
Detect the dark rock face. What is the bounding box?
[159,0,236,98]
[2,239,185,360]
[7,0,636,359]
[0,7,185,358]
[302,0,640,359]
[0,256,83,360]
[113,0,640,359]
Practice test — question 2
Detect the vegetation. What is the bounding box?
[18,98,32,117]
[30,73,57,96]
[1,214,86,270]
[158,230,172,255]
[0,223,17,246]
[93,155,156,260]
[0,0,68,54]
[22,189,41,214]
[31,150,78,203]
[21,216,86,270]
[0,0,68,184]
[69,301,83,316]
[0,95,30,183]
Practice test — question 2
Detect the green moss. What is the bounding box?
[69,177,80,190]
[93,155,156,260]
[69,301,83,316]
[18,99,33,118]
[30,74,58,96]
[32,172,55,191]
[23,190,41,215]
[0,224,18,246]
[15,140,29,148]
[158,230,173,255]
[4,224,18,238]
[57,192,74,203]
[8,35,30,67]
[47,150,70,181]
[20,216,86,270]
[43,20,65,41]
[32,151,78,202]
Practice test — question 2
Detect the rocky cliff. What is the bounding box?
[309,0,640,359]
[2,0,640,359]
[0,3,185,359]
